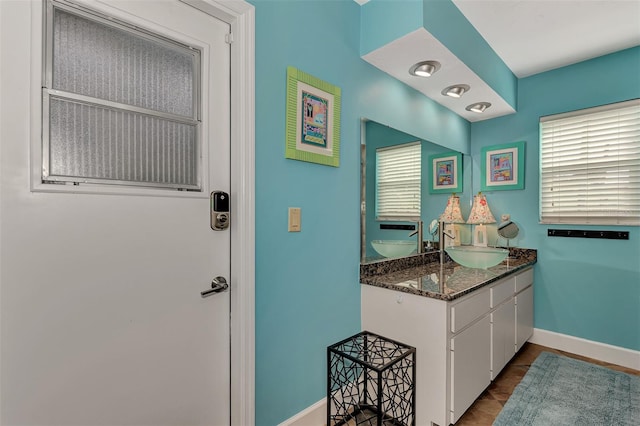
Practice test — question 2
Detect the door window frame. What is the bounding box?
[42,0,204,191]
[31,0,213,199]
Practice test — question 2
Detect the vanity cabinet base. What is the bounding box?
[361,266,534,426]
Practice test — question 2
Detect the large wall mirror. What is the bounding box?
[361,118,473,264]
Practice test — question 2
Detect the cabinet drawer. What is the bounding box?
[515,268,534,293]
[451,290,490,333]
[490,277,515,308]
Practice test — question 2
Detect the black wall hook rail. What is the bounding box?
[547,229,629,240]
[380,224,416,231]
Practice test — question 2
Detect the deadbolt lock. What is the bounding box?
[211,191,230,231]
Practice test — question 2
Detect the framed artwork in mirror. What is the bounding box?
[480,141,525,191]
[429,152,462,194]
[285,66,341,167]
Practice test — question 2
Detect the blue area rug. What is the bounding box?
[493,351,640,426]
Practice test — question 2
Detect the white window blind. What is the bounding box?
[375,142,421,219]
[540,99,640,225]
[43,1,201,191]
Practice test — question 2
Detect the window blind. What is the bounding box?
[375,142,421,219]
[540,99,640,225]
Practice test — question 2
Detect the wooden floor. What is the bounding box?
[455,342,640,425]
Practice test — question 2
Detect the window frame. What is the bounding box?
[539,99,640,226]
[40,0,204,192]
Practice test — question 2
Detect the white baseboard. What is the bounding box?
[530,328,640,370]
[278,398,326,426]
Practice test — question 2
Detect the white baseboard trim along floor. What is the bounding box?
[278,397,326,426]
[529,328,640,371]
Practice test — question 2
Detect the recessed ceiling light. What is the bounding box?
[409,60,441,77]
[442,84,470,98]
[465,102,492,113]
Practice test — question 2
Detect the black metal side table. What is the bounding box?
[327,331,416,426]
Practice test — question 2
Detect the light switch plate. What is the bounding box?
[288,207,301,232]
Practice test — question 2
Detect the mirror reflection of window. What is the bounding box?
[375,141,421,219]
[361,118,473,264]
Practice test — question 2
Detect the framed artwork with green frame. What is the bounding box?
[285,66,341,167]
[480,141,525,191]
[429,151,462,194]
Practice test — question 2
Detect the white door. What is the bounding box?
[0,1,232,424]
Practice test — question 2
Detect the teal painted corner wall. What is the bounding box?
[249,1,469,424]
[469,47,640,352]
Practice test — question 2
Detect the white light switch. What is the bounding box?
[288,207,301,232]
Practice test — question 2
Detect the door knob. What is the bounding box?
[201,276,229,298]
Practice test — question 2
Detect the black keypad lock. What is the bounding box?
[211,191,230,231]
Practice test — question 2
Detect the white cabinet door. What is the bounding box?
[516,285,534,351]
[491,299,516,379]
[450,315,491,424]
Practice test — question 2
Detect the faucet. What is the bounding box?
[439,220,455,264]
[409,220,424,253]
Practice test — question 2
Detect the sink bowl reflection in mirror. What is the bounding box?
[445,245,508,269]
[371,240,417,258]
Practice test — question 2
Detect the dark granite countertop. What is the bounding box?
[360,247,537,301]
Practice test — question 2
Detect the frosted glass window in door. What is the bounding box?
[43,1,202,190]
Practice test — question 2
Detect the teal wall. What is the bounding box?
[249,1,469,424]
[251,0,638,423]
[469,47,640,352]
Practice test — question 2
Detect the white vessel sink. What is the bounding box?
[445,245,508,269]
[371,240,417,258]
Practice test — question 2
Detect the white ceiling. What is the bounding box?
[452,0,640,78]
[358,0,640,121]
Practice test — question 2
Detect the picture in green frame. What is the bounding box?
[285,66,341,167]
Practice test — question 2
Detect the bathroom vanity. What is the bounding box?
[360,250,536,426]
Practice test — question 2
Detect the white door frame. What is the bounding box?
[183,1,256,425]
[0,0,255,424]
